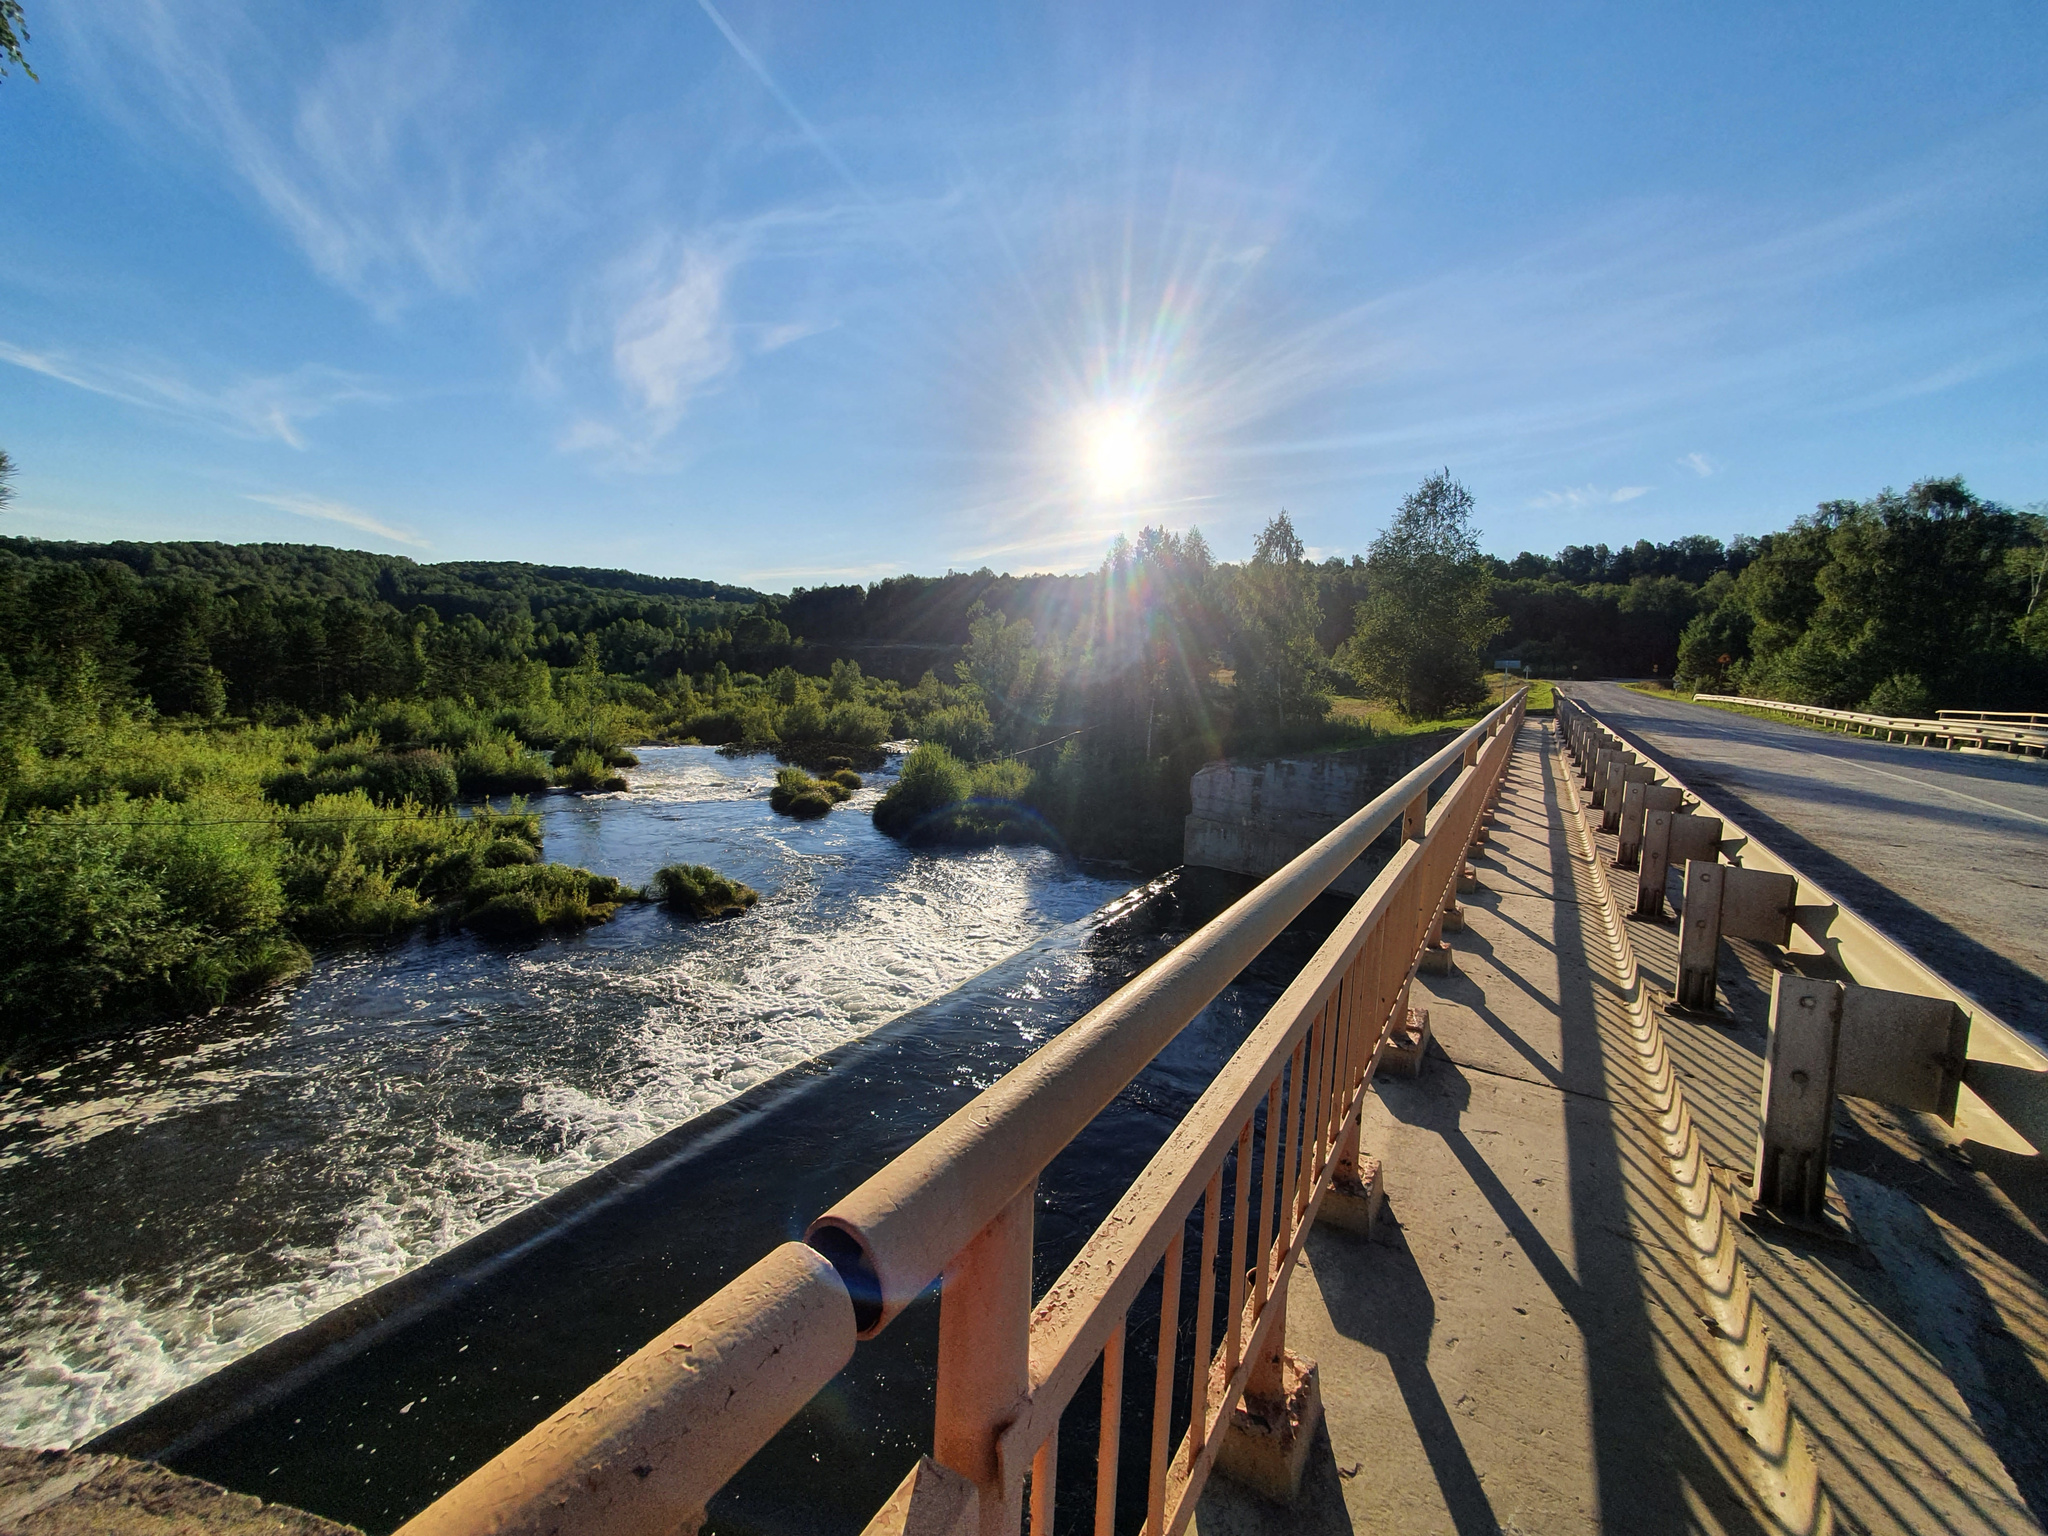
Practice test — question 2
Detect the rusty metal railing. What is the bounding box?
[397,688,1528,1536]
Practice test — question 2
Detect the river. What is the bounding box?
[0,747,1135,1452]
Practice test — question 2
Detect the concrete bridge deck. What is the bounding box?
[1196,719,2048,1536]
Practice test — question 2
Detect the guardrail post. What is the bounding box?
[1675,860,1724,1010]
[1617,782,1681,870]
[1638,810,1673,919]
[1753,976,1843,1223]
[934,1182,1035,1536]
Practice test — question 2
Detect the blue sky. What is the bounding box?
[0,1,2043,587]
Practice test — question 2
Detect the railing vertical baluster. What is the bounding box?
[1328,973,1353,1145]
[1227,1121,1250,1379]
[1294,1021,1323,1224]
[1254,1081,1279,1317]
[1094,1324,1125,1536]
[1276,1040,1304,1257]
[1030,1437,1057,1536]
[1147,1233,1183,1534]
[1191,1172,1220,1456]
[1322,988,1345,1151]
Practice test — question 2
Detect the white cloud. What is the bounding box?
[66,1,558,314]
[612,248,737,430]
[561,227,838,465]
[1527,484,1653,510]
[0,338,375,447]
[1681,452,1717,477]
[245,491,428,547]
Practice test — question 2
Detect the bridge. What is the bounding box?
[57,690,2048,1536]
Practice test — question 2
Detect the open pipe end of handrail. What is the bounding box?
[395,1242,856,1536]
[806,1220,885,1337]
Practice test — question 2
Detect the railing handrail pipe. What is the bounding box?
[806,690,1525,1335]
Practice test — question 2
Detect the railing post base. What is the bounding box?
[861,1457,979,1536]
[1214,1348,1324,1507]
[1383,1007,1433,1074]
[1316,1154,1384,1235]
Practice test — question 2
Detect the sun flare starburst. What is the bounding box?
[1081,406,1152,499]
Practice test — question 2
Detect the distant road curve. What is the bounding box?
[1562,681,2048,1045]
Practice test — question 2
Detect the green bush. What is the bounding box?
[769,765,851,819]
[828,768,863,792]
[454,734,554,796]
[458,863,636,937]
[0,800,310,1028]
[871,743,1047,845]
[265,746,457,810]
[1863,672,1933,718]
[555,748,629,793]
[650,862,760,919]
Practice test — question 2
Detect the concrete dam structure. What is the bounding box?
[1181,738,1450,895]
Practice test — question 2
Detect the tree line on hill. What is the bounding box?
[2,468,2040,1039]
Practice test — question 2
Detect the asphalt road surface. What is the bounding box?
[1563,681,2048,1048]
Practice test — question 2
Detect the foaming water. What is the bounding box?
[0,747,1130,1448]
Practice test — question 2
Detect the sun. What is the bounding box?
[1082,406,1151,499]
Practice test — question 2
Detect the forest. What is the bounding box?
[1,472,2041,1039]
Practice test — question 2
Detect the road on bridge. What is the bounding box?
[1564,681,2048,1047]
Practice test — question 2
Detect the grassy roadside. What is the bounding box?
[1325,673,1549,740]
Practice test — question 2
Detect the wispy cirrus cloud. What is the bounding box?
[0,338,376,448]
[244,491,427,548]
[1528,484,1652,510]
[557,207,860,466]
[64,0,559,314]
[1681,452,1717,477]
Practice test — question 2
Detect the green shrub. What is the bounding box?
[872,743,972,837]
[769,765,851,819]
[650,863,760,919]
[265,746,457,810]
[454,734,554,796]
[828,768,863,792]
[968,759,1030,800]
[1863,672,1933,718]
[458,863,636,937]
[550,733,638,769]
[555,748,629,793]
[0,800,310,1028]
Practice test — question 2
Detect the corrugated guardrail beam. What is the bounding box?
[1558,691,2048,1156]
[1691,693,2048,755]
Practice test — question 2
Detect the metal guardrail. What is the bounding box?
[1941,709,2048,729]
[1558,693,2048,1174]
[396,690,1529,1536]
[1692,693,2048,755]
